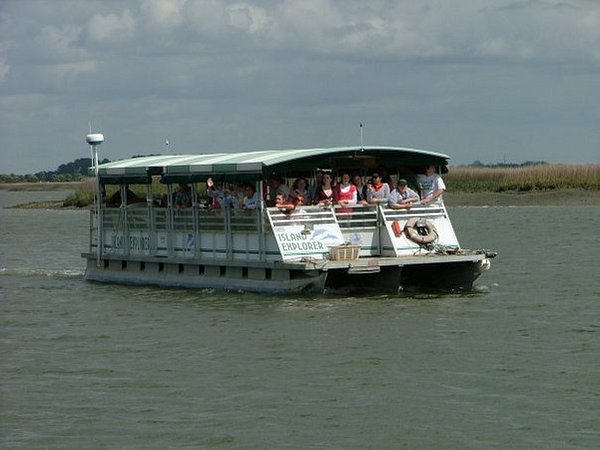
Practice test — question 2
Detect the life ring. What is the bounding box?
[392,220,403,237]
[404,217,438,244]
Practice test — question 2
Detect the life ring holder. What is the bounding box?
[404,217,438,245]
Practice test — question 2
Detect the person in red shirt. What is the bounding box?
[334,172,357,206]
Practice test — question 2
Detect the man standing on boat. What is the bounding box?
[418,165,446,204]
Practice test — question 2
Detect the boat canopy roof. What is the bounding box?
[95,146,450,184]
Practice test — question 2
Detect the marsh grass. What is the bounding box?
[445,164,600,192]
[0,181,85,191]
[13,164,600,208]
[63,178,96,207]
[63,177,172,206]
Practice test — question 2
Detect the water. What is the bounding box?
[1,191,599,448]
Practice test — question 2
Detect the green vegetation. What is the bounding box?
[63,179,96,207]
[0,158,110,183]
[445,164,600,192]
[4,163,599,208]
[62,177,170,207]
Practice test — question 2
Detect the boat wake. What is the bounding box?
[0,267,84,279]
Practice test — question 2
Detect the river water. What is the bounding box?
[1,190,598,448]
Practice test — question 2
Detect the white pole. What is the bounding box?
[86,133,104,267]
[93,144,101,267]
[360,123,364,150]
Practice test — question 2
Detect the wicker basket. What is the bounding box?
[329,244,360,260]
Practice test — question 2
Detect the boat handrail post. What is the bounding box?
[257,206,265,262]
[120,184,131,257]
[88,209,95,254]
[257,180,266,261]
[146,183,156,256]
[377,204,385,255]
[191,184,199,258]
[166,183,175,257]
[225,205,233,260]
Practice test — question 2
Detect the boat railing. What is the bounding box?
[267,205,340,227]
[381,202,447,222]
[333,204,379,229]
[89,200,452,261]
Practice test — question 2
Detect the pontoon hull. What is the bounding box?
[83,253,490,294]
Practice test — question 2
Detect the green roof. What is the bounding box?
[96,146,450,182]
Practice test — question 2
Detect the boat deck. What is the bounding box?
[286,252,489,271]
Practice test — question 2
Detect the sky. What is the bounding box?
[1,0,599,174]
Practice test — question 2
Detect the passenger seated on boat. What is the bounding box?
[313,172,336,206]
[208,180,225,208]
[389,179,419,209]
[291,177,311,204]
[366,172,390,205]
[418,165,446,204]
[174,183,192,210]
[204,177,216,206]
[308,170,325,201]
[377,166,394,190]
[269,175,291,201]
[352,175,369,205]
[334,172,358,206]
[221,183,242,209]
[278,193,306,217]
[275,192,296,213]
[292,193,306,210]
[242,184,259,210]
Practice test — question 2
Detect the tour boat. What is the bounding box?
[82,140,495,293]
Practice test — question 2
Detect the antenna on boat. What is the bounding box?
[86,131,105,267]
[86,132,104,178]
[359,123,364,151]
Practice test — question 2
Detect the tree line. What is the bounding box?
[0,158,110,183]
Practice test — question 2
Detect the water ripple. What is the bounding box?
[0,267,84,279]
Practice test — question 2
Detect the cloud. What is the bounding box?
[1,0,599,173]
[43,0,596,64]
[140,0,188,29]
[228,2,270,34]
[87,8,136,44]
[0,57,9,84]
[36,25,87,62]
[47,60,97,80]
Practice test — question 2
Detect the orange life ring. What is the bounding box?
[392,220,403,237]
[404,217,438,245]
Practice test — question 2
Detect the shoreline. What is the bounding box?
[0,181,84,192]
[4,188,600,209]
[443,189,600,206]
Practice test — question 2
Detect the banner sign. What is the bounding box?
[272,223,344,260]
